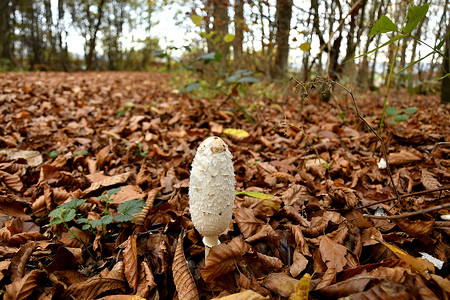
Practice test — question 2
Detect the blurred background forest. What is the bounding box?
[0,0,449,101]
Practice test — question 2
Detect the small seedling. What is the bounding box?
[386,106,418,124]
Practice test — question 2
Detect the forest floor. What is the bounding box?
[0,71,449,300]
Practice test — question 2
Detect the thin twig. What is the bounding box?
[359,186,450,209]
[364,200,450,220]
[331,81,401,202]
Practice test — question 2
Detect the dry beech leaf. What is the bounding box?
[10,241,37,280]
[315,273,374,297]
[123,235,139,292]
[200,236,251,282]
[172,232,199,300]
[63,261,127,299]
[0,226,47,244]
[234,207,264,238]
[212,290,269,300]
[132,187,162,225]
[388,151,421,165]
[421,169,441,190]
[0,170,24,192]
[289,250,309,277]
[97,296,146,300]
[319,236,348,272]
[136,261,157,298]
[109,185,146,205]
[262,272,299,297]
[83,172,132,195]
[0,149,43,167]
[4,269,44,300]
[393,215,434,240]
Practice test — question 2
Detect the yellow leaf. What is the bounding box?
[224,33,235,43]
[223,128,249,138]
[263,200,280,210]
[300,42,311,52]
[236,191,274,199]
[191,14,202,26]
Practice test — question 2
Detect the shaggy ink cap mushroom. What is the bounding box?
[189,137,235,257]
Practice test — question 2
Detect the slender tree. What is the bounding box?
[271,0,293,79]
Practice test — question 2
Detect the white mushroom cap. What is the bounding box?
[189,137,235,247]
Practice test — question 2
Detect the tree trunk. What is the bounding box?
[0,0,12,61]
[211,0,229,58]
[233,0,244,65]
[271,0,293,79]
[86,0,106,70]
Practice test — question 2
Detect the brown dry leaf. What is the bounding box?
[10,241,37,280]
[83,172,132,195]
[123,235,139,292]
[315,267,337,290]
[262,272,299,297]
[109,185,146,204]
[0,170,23,192]
[212,290,269,300]
[97,296,146,300]
[172,232,199,300]
[0,149,43,167]
[245,224,278,243]
[63,261,127,299]
[0,225,47,244]
[200,236,251,282]
[393,215,434,240]
[319,236,348,272]
[4,269,44,300]
[289,250,309,277]
[388,151,422,165]
[132,187,162,225]
[234,207,264,238]
[421,169,442,190]
[315,274,378,298]
[430,274,450,293]
[136,261,157,298]
[286,224,311,256]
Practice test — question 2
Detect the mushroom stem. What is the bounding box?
[203,235,220,259]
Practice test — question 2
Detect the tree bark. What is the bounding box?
[211,0,229,58]
[86,0,106,70]
[271,0,293,79]
[233,0,244,64]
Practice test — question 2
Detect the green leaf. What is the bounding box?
[236,191,274,199]
[115,198,146,222]
[62,209,76,223]
[90,219,102,228]
[48,218,63,226]
[402,107,418,115]
[349,34,407,62]
[191,14,202,26]
[237,77,259,83]
[394,114,409,122]
[77,218,88,224]
[223,33,235,43]
[402,4,429,34]
[180,82,201,93]
[82,224,91,231]
[60,198,86,210]
[107,187,121,197]
[225,75,241,83]
[48,150,59,158]
[101,214,113,225]
[369,15,398,36]
[386,106,398,117]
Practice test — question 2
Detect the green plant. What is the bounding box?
[48,188,146,238]
[386,106,418,124]
[48,150,59,159]
[352,4,448,152]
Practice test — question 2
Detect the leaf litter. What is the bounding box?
[0,72,449,299]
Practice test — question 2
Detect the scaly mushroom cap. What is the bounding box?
[189,136,235,243]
